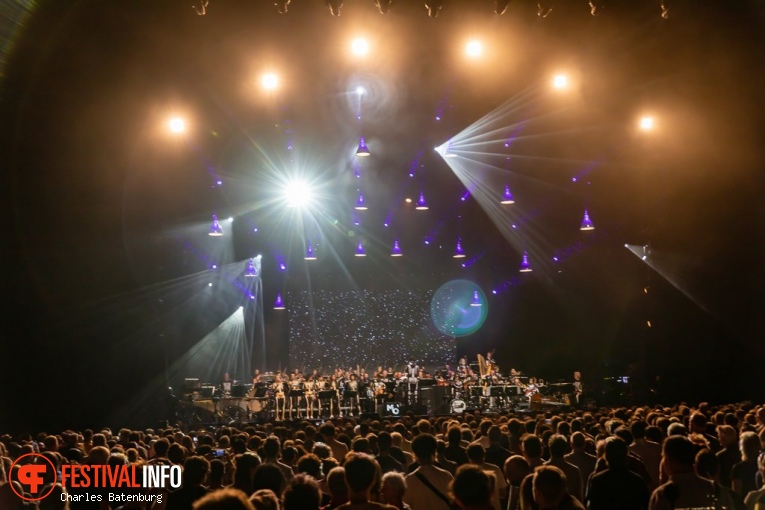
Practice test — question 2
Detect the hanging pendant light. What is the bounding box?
[355,241,366,257]
[245,259,257,277]
[453,238,466,258]
[355,191,368,210]
[470,290,482,307]
[391,239,402,257]
[273,293,286,310]
[209,214,224,236]
[356,136,370,157]
[500,185,515,204]
[519,251,533,272]
[580,209,595,231]
[304,241,317,260]
[415,192,428,210]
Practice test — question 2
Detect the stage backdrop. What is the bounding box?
[288,289,456,372]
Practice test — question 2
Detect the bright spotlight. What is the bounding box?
[168,117,186,134]
[639,116,655,131]
[351,38,369,56]
[356,86,366,95]
[283,180,313,207]
[260,73,279,90]
[552,74,568,89]
[465,40,483,58]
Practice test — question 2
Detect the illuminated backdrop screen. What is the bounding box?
[288,289,456,371]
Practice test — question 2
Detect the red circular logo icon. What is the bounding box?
[8,453,57,502]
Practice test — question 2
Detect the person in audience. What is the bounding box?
[380,472,411,510]
[167,455,212,510]
[543,434,582,504]
[193,488,255,510]
[445,426,469,466]
[649,435,717,510]
[450,464,495,510]
[232,452,262,496]
[717,424,742,488]
[466,443,507,510]
[564,432,596,487]
[630,420,662,488]
[732,431,761,497]
[404,434,454,510]
[529,465,585,510]
[340,453,396,510]
[743,450,765,510]
[250,489,279,510]
[320,423,350,462]
[283,473,322,510]
[324,466,350,510]
[262,435,294,479]
[693,449,742,510]
[522,435,544,470]
[586,437,650,510]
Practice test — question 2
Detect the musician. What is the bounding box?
[304,374,318,419]
[572,371,583,407]
[485,348,498,373]
[344,373,360,417]
[457,357,469,375]
[221,372,232,396]
[524,377,540,397]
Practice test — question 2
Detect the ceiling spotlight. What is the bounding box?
[374,0,394,13]
[356,86,366,95]
[284,180,313,207]
[639,116,655,131]
[552,74,568,89]
[465,40,483,58]
[325,0,343,16]
[355,241,366,257]
[274,0,291,13]
[168,117,186,134]
[537,0,553,17]
[660,0,670,19]
[470,290,482,307]
[261,73,279,90]
[273,293,286,310]
[425,0,443,17]
[495,0,511,15]
[351,38,369,56]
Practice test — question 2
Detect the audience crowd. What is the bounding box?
[2,401,765,510]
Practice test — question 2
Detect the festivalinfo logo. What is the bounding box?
[9,453,181,503]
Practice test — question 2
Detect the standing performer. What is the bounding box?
[304,374,318,419]
[405,360,419,406]
[289,372,304,420]
[344,373,360,417]
[273,374,287,421]
[572,371,583,408]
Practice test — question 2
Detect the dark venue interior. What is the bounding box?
[0,0,763,433]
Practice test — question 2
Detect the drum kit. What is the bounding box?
[178,379,272,425]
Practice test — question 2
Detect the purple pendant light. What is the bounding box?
[470,290,482,307]
[355,241,366,257]
[209,214,224,236]
[245,259,257,277]
[304,240,317,260]
[453,238,466,258]
[356,136,370,157]
[391,239,402,257]
[415,192,428,210]
[500,185,515,204]
[273,293,286,310]
[580,209,595,231]
[519,251,533,273]
[355,191,368,210]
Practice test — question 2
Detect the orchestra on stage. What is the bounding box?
[177,351,584,424]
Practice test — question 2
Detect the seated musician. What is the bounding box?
[525,377,539,397]
[221,372,232,396]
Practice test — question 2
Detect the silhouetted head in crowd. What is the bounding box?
[282,473,321,510]
[451,464,493,509]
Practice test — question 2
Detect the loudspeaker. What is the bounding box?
[419,386,449,415]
